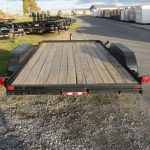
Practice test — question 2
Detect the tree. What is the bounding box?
[0,9,4,16]
[23,0,28,14]
[23,0,41,14]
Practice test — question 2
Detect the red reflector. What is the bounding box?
[0,77,6,86]
[62,92,88,96]
[8,86,15,91]
[141,76,150,83]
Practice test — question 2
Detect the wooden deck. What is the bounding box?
[12,41,137,85]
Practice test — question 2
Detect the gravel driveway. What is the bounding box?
[0,17,150,150]
[0,93,150,150]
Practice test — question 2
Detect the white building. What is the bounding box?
[73,8,91,16]
[135,5,150,24]
[90,4,117,17]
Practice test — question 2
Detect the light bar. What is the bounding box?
[62,92,88,96]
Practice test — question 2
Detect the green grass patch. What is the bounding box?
[14,17,32,23]
[70,21,79,31]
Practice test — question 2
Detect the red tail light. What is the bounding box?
[8,86,15,91]
[141,76,150,83]
[0,77,6,86]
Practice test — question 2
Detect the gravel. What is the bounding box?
[0,93,150,150]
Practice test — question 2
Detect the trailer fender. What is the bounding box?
[109,43,138,73]
[7,44,35,76]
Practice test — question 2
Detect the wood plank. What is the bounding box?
[67,42,76,84]
[95,42,137,84]
[83,42,104,84]
[13,43,48,85]
[93,42,126,83]
[58,43,68,84]
[24,43,51,84]
[47,43,63,84]
[73,43,86,84]
[35,43,57,84]
[77,42,95,84]
[85,42,115,84]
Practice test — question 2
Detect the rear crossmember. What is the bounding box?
[0,76,150,95]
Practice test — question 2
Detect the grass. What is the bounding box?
[0,33,55,76]
[70,22,78,31]
[14,17,32,23]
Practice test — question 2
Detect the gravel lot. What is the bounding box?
[0,94,150,150]
[0,17,150,149]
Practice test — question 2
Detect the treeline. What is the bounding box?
[23,0,41,14]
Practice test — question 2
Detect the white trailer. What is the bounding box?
[124,8,130,21]
[121,9,125,21]
[105,9,111,18]
[129,7,136,22]
[92,9,100,17]
[135,5,150,24]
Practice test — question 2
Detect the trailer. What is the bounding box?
[0,17,76,36]
[0,40,150,95]
[124,8,130,21]
[129,7,136,22]
[135,5,150,24]
[121,9,125,21]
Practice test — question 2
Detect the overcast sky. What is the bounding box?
[0,0,150,13]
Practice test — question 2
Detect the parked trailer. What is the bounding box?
[0,40,150,95]
[103,9,111,18]
[124,8,130,21]
[92,9,100,17]
[0,16,76,36]
[0,26,24,39]
[0,17,75,36]
[129,7,136,22]
[121,9,125,21]
[135,5,150,24]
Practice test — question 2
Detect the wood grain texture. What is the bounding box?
[67,42,76,84]
[95,42,136,84]
[94,42,126,83]
[47,43,63,84]
[12,41,137,85]
[36,43,57,84]
[85,42,115,84]
[73,43,86,84]
[13,43,48,85]
[78,42,95,84]
[58,43,68,84]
